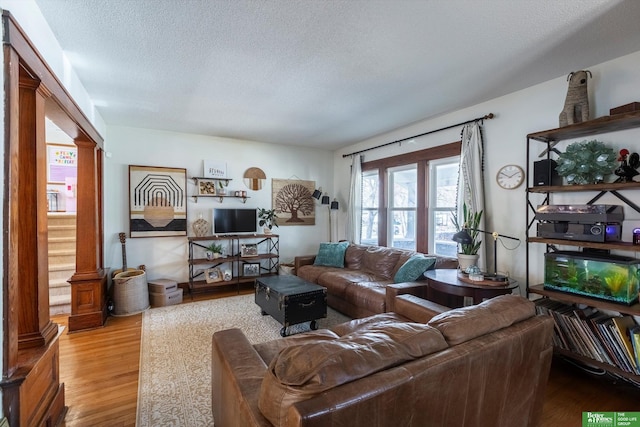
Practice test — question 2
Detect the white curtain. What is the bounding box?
[346,154,363,243]
[456,122,487,269]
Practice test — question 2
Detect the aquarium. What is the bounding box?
[544,251,640,305]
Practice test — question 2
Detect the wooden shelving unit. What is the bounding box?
[525,111,640,384]
[187,234,279,293]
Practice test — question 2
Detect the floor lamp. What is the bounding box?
[452,228,520,282]
[312,187,339,241]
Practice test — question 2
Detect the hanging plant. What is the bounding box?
[555,140,617,185]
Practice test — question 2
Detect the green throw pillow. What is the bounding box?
[393,254,436,283]
[313,241,349,268]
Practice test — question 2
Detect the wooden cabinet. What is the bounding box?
[188,234,279,293]
[525,111,640,383]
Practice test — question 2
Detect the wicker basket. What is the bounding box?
[113,269,150,316]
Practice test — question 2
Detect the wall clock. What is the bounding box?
[496,164,524,189]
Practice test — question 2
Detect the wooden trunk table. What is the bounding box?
[255,275,327,336]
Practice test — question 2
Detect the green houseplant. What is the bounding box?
[206,242,224,259]
[258,208,279,233]
[451,203,483,271]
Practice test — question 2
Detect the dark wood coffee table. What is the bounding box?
[255,275,327,336]
[424,269,518,308]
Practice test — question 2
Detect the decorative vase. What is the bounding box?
[192,214,210,237]
[263,227,272,235]
[206,251,213,260]
[457,254,479,272]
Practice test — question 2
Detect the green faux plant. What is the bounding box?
[451,202,483,255]
[257,208,279,230]
[555,139,617,185]
[206,243,223,254]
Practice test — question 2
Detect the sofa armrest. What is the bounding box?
[394,295,450,323]
[212,329,272,427]
[385,282,429,313]
[294,255,316,273]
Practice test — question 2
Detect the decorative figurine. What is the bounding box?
[614,148,640,183]
[559,70,592,127]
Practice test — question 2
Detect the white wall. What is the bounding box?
[334,49,640,295]
[104,126,334,284]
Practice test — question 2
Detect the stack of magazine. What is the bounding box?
[535,298,640,376]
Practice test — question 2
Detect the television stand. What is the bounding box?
[187,234,279,294]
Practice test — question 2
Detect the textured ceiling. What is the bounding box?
[32,0,640,150]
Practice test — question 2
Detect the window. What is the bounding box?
[389,165,417,250]
[359,142,460,254]
[361,170,379,245]
[429,159,459,257]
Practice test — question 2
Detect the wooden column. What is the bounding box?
[16,71,58,349]
[67,140,108,332]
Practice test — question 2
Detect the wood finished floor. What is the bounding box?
[53,289,640,427]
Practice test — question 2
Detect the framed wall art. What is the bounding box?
[129,165,187,238]
[47,143,78,184]
[203,160,227,179]
[243,263,260,277]
[272,178,316,226]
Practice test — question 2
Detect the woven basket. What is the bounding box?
[113,269,150,316]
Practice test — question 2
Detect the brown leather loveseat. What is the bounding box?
[212,294,554,427]
[294,243,457,318]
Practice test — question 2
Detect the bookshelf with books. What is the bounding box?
[535,299,640,384]
[526,112,640,385]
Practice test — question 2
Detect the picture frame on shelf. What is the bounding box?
[241,243,258,257]
[243,263,260,277]
[198,178,218,195]
[205,267,223,283]
[203,160,227,179]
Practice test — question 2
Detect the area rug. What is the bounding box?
[136,293,350,426]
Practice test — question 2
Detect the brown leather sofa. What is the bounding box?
[294,243,458,318]
[212,294,554,427]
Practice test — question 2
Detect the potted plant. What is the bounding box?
[217,181,226,196]
[451,202,483,271]
[206,242,224,260]
[257,208,278,234]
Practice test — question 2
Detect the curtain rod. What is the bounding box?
[342,113,495,158]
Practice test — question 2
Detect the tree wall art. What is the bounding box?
[271,179,315,226]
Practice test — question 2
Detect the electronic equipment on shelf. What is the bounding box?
[536,222,622,242]
[535,204,624,223]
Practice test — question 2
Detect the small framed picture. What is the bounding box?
[241,243,258,257]
[243,263,260,277]
[203,160,227,179]
[198,178,217,195]
[205,267,223,283]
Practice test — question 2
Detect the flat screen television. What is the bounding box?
[213,208,257,234]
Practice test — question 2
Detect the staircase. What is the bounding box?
[48,213,76,316]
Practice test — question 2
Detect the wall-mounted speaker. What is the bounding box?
[533,159,562,186]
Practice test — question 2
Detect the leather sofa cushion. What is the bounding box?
[428,294,536,345]
[258,320,448,427]
[254,329,340,366]
[344,244,368,269]
[362,246,402,279]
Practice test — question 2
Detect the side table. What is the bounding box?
[424,269,518,308]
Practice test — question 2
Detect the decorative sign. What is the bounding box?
[47,144,77,184]
[203,160,227,179]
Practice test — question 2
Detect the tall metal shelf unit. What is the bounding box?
[188,234,279,293]
[525,110,640,383]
